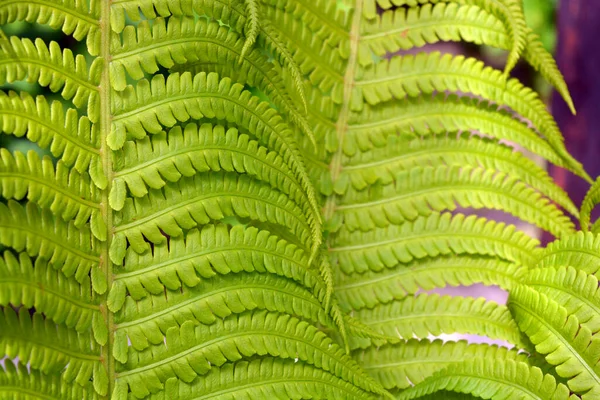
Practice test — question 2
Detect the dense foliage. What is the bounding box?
[1,0,600,399]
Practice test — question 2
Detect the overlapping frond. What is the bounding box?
[113,311,388,399]
[0,0,588,398]
[536,232,600,277]
[112,16,313,141]
[509,284,600,399]
[525,267,600,334]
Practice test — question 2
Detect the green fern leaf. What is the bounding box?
[0,37,101,120]
[107,224,330,313]
[145,358,375,400]
[110,123,313,226]
[330,212,539,275]
[0,149,101,229]
[113,16,313,141]
[240,0,260,60]
[350,294,528,350]
[0,201,100,283]
[355,339,528,390]
[110,172,312,263]
[336,255,524,310]
[0,91,101,176]
[536,232,600,277]
[509,284,600,398]
[355,52,587,180]
[109,71,322,259]
[0,307,105,394]
[396,358,572,400]
[0,251,101,335]
[0,0,101,55]
[343,94,574,172]
[525,266,600,334]
[335,164,574,237]
[359,3,574,112]
[114,310,388,399]
[341,133,578,217]
[115,272,336,352]
[580,177,600,232]
[0,361,98,400]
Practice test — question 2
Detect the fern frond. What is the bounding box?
[335,255,524,310]
[0,91,101,176]
[536,232,600,277]
[396,359,572,400]
[114,311,388,399]
[115,272,335,352]
[351,294,527,350]
[261,0,351,52]
[107,224,324,312]
[113,17,313,141]
[336,164,574,237]
[361,3,574,110]
[341,133,578,217]
[354,339,528,390]
[109,71,322,259]
[144,358,374,400]
[110,123,313,226]
[239,0,259,61]
[0,361,98,400]
[580,177,600,232]
[255,5,347,102]
[344,94,570,168]
[110,172,312,263]
[355,52,587,179]
[525,266,600,334]
[367,0,528,77]
[0,307,106,394]
[509,284,600,398]
[0,201,100,283]
[0,149,101,229]
[0,37,101,120]
[0,251,101,336]
[0,0,101,55]
[330,212,539,275]
[260,20,310,117]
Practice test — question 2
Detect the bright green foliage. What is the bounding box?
[0,0,597,399]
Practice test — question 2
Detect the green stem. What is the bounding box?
[323,0,363,223]
[99,0,115,397]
